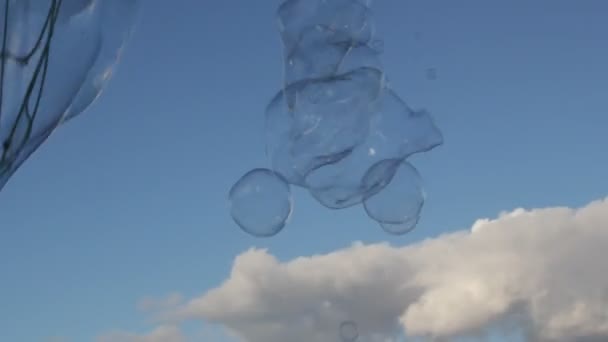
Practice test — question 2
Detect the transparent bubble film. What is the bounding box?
[230,0,443,236]
[0,0,139,191]
[229,169,293,238]
[339,320,359,342]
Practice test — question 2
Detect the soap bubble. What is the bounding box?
[339,320,359,342]
[229,168,293,238]
[288,67,383,161]
[363,161,425,235]
[303,89,442,209]
[230,0,442,235]
[0,0,139,192]
[265,66,385,187]
[62,0,140,122]
[278,0,376,86]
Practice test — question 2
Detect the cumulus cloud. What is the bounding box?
[97,325,185,342]
[156,197,608,342]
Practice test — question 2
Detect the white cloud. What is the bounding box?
[97,325,185,342]
[138,293,184,313]
[155,197,608,342]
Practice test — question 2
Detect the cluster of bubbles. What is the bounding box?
[229,0,443,237]
[0,0,139,191]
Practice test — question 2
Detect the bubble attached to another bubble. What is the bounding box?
[229,0,443,236]
[363,161,425,235]
[229,169,293,238]
[339,320,359,342]
[303,89,442,210]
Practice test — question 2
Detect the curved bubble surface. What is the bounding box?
[339,320,359,342]
[231,0,442,236]
[0,0,139,191]
[363,161,425,235]
[229,168,293,238]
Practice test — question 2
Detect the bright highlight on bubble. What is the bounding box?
[230,0,442,236]
[0,0,139,191]
[229,169,293,238]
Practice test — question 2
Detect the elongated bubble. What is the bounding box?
[229,169,293,238]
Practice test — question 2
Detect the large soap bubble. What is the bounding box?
[229,168,293,238]
[230,0,442,236]
[0,0,139,191]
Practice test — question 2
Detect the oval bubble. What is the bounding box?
[340,320,359,342]
[363,161,425,235]
[229,168,293,237]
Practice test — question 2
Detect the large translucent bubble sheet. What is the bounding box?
[231,0,443,236]
[0,0,139,191]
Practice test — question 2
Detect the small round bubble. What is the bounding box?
[363,161,425,235]
[229,169,293,237]
[339,320,359,342]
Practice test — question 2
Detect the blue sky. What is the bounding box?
[0,0,607,341]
